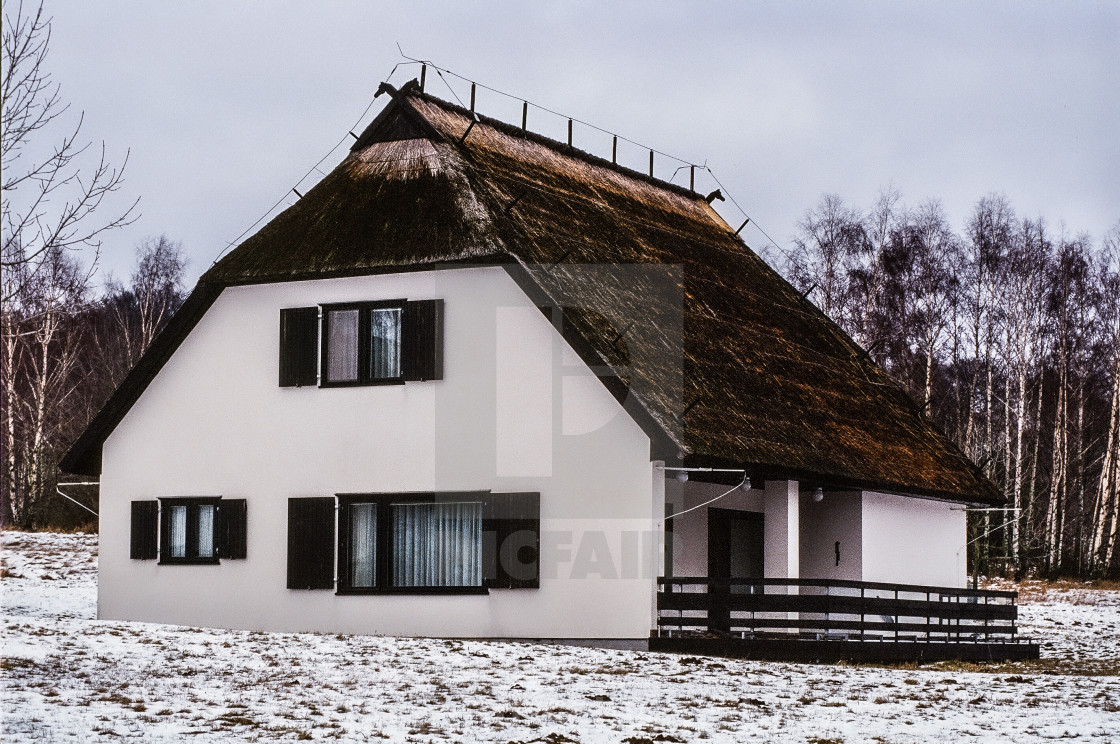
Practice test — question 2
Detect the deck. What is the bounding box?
[651,577,1040,662]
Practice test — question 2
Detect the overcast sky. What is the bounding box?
[35,0,1120,286]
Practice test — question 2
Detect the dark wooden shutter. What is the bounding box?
[287,497,335,589]
[279,307,319,387]
[402,299,444,381]
[216,499,247,559]
[483,492,540,589]
[130,501,158,560]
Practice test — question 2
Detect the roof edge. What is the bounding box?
[59,283,225,476]
[682,453,1003,506]
[398,79,711,205]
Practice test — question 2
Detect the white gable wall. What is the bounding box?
[98,266,656,638]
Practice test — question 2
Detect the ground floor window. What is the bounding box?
[338,495,484,592]
[287,492,539,593]
[391,501,482,588]
[129,497,247,563]
[158,497,221,564]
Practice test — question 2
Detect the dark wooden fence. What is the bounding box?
[657,577,1027,645]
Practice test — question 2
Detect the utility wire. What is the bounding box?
[396,52,702,168]
[663,474,750,522]
[397,53,800,276]
[208,62,419,267]
[704,167,799,271]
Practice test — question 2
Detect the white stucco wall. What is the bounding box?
[666,480,811,580]
[98,266,656,639]
[667,483,966,589]
[861,490,967,588]
[798,491,862,581]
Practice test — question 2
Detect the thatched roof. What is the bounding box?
[63,81,998,504]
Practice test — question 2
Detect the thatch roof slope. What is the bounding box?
[73,81,997,504]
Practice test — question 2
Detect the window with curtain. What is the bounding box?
[321,302,406,386]
[159,497,222,564]
[337,495,485,593]
[168,505,188,558]
[391,502,482,588]
[369,308,401,380]
[325,308,360,383]
[348,502,377,588]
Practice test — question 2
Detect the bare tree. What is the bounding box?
[1043,233,1094,572]
[1090,223,1120,573]
[962,195,1014,462]
[997,217,1051,569]
[101,235,187,372]
[849,186,902,357]
[1,241,89,527]
[788,194,867,336]
[1,0,136,303]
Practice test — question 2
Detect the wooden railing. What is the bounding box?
[657,577,1026,644]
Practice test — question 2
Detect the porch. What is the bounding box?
[650,576,1040,661]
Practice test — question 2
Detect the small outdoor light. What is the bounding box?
[676,471,689,483]
[812,487,824,502]
[740,477,752,492]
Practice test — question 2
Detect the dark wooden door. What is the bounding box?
[707,508,764,633]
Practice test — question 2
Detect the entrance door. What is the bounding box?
[707,508,764,632]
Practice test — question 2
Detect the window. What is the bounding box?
[347,502,378,588]
[336,494,485,593]
[322,302,403,385]
[129,497,247,563]
[279,299,443,388]
[158,497,220,563]
[285,492,538,593]
[390,501,482,588]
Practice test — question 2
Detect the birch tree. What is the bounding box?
[1,242,89,527]
[100,235,186,371]
[788,194,867,334]
[1090,224,1120,574]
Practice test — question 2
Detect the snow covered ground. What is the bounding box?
[2,531,1118,743]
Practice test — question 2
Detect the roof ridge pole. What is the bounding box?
[690,165,695,192]
[420,64,427,92]
[522,101,528,131]
[567,119,573,147]
[612,136,618,164]
[649,150,654,177]
[470,83,476,112]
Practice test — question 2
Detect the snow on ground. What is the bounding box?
[987,577,1120,665]
[2,532,1118,743]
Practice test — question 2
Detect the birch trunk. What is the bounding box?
[1093,353,1120,571]
[1,314,24,526]
[1013,363,1028,568]
[1005,373,1017,569]
[1075,381,1086,573]
[1028,371,1044,532]
[1047,360,1068,573]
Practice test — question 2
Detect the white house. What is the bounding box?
[63,80,1026,658]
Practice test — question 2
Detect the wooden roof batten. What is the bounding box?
[60,79,1000,506]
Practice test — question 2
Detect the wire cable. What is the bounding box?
[663,474,750,522]
[208,63,419,267]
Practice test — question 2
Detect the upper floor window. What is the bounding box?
[279,299,443,388]
[323,302,403,385]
